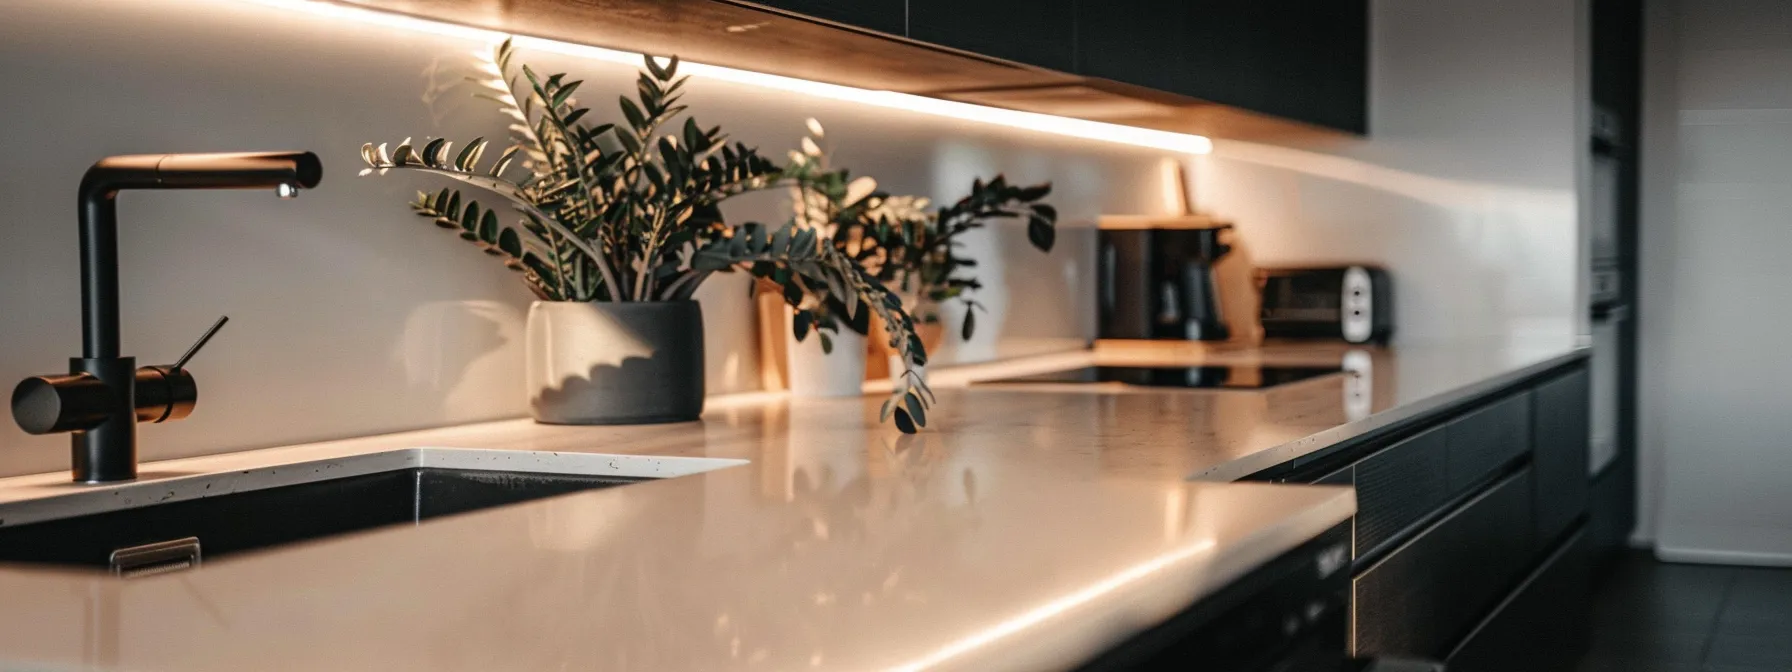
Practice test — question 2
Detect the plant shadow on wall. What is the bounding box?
[359,39,1060,432]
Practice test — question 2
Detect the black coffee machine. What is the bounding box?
[1099,224,1234,341]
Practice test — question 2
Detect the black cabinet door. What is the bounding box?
[1180,1,1368,133]
[1354,468,1535,658]
[1075,0,1189,93]
[749,0,907,36]
[908,0,1078,72]
[1532,369,1591,546]
[1445,393,1532,493]
[1446,526,1592,672]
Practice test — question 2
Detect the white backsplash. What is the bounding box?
[1189,0,1586,347]
[0,0,1169,477]
[0,0,1588,479]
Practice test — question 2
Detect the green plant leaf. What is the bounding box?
[904,391,927,427]
[644,54,670,80]
[818,331,833,354]
[961,308,976,341]
[421,138,447,166]
[893,408,916,434]
[619,96,648,133]
[461,201,482,233]
[455,137,487,172]
[490,145,521,177]
[792,310,811,341]
[1027,217,1055,252]
[498,226,523,258]
[551,80,581,108]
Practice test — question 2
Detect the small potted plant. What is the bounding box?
[360,40,934,432]
[762,121,1058,389]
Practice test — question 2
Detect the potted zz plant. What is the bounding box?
[360,40,935,433]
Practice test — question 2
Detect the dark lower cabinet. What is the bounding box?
[1446,527,1591,672]
[1077,525,1354,671]
[1532,370,1591,546]
[1445,392,1532,492]
[747,0,907,35]
[1270,357,1589,667]
[1318,426,1450,560]
[1353,468,1535,658]
[908,0,1077,71]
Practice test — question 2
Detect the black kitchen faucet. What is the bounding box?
[10,151,321,482]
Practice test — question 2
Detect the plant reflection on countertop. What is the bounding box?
[358,39,934,431]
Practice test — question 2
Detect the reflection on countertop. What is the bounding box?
[0,338,1584,671]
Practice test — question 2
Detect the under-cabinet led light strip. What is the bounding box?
[235,0,1213,154]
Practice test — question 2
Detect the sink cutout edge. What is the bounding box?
[0,448,747,530]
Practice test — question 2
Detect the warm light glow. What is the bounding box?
[234,0,1213,155]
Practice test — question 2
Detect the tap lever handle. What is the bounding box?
[172,316,229,371]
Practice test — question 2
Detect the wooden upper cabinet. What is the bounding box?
[747,0,907,36]
[908,0,1078,73]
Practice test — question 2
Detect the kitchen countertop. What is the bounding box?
[0,338,1585,671]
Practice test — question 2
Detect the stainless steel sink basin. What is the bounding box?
[0,449,743,575]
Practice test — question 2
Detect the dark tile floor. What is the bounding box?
[1576,551,1792,672]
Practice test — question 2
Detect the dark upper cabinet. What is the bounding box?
[908,0,1078,72]
[1076,0,1189,93]
[1079,0,1367,133]
[749,0,907,36]
[737,0,1367,134]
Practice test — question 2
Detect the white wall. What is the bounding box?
[1190,0,1586,346]
[0,0,1175,478]
[1641,0,1792,564]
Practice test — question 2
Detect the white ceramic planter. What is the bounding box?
[525,300,705,424]
[784,312,867,398]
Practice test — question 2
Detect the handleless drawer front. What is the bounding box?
[1353,468,1536,658]
[1445,393,1532,492]
[1531,369,1591,545]
[1338,426,1450,558]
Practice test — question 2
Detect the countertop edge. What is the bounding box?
[1190,346,1591,482]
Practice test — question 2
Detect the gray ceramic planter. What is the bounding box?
[525,300,705,425]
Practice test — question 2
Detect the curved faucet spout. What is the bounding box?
[77,151,321,358]
[21,151,323,482]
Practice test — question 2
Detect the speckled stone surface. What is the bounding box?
[0,339,1582,671]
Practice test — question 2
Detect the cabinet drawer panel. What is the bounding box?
[1446,393,1532,491]
[1352,426,1450,557]
[1532,369,1591,544]
[1353,468,1535,658]
[1447,526,1591,672]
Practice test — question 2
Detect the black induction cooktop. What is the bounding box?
[975,365,1344,390]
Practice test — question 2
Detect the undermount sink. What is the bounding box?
[0,448,743,576]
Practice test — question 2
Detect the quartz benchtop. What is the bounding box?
[0,339,1584,671]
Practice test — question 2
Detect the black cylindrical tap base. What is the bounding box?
[69,356,137,483]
